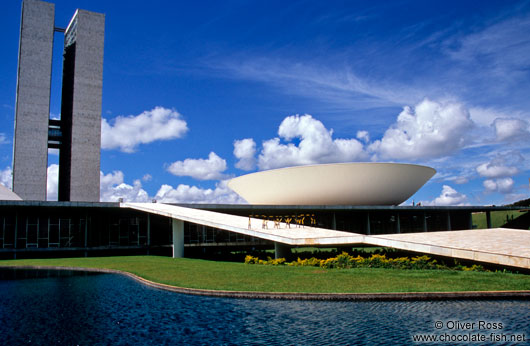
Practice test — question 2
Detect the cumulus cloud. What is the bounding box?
[167,152,228,180]
[469,107,505,127]
[48,166,150,202]
[0,167,12,188]
[476,162,518,179]
[98,169,244,204]
[100,170,150,202]
[483,178,514,194]
[233,138,256,170]
[493,118,530,142]
[369,99,474,160]
[258,114,366,170]
[154,180,244,204]
[101,107,188,153]
[422,185,468,206]
[356,130,370,143]
[47,164,59,201]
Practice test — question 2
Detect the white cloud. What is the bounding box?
[483,178,514,194]
[447,15,530,77]
[4,166,241,204]
[445,176,469,185]
[483,179,497,192]
[47,168,152,202]
[47,164,59,201]
[469,107,504,127]
[356,130,370,143]
[100,171,150,202]
[258,114,366,170]
[0,133,8,145]
[101,107,188,153]
[476,162,518,179]
[233,138,256,170]
[493,118,530,142]
[422,185,468,206]
[167,152,227,180]
[99,170,243,204]
[505,193,529,204]
[154,180,245,204]
[101,170,125,188]
[213,58,421,111]
[142,174,152,182]
[369,99,474,160]
[0,167,12,188]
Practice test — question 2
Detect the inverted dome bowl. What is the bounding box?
[228,163,435,205]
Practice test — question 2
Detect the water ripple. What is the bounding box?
[0,269,528,345]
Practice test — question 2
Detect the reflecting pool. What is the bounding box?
[0,268,528,345]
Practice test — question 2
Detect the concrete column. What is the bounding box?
[365,212,371,235]
[395,213,401,234]
[14,212,18,250]
[331,213,337,230]
[423,212,428,232]
[84,214,88,257]
[447,212,452,231]
[147,214,151,255]
[84,216,88,247]
[172,219,184,258]
[274,242,291,259]
[14,213,18,259]
[486,211,492,229]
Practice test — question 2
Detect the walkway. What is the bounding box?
[122,202,364,245]
[365,229,530,270]
[121,203,530,269]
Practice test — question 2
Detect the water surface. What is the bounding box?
[0,268,528,345]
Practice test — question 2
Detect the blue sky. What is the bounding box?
[1,0,529,205]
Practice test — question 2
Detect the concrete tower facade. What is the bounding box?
[58,9,105,202]
[13,0,104,202]
[12,0,55,201]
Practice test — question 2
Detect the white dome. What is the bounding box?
[228,163,435,205]
[0,184,23,201]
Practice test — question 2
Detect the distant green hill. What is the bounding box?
[508,198,530,207]
[472,198,530,229]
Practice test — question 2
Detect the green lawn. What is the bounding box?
[472,210,527,229]
[1,256,529,293]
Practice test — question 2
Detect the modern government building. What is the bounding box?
[1,0,527,261]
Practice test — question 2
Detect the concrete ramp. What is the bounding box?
[122,202,365,245]
[365,228,530,270]
[122,203,530,269]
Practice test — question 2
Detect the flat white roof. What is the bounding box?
[123,202,530,269]
[0,184,22,201]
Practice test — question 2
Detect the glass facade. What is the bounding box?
[0,202,516,259]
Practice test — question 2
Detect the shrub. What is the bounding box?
[244,255,259,264]
[244,252,488,272]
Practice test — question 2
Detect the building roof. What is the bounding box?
[0,184,23,201]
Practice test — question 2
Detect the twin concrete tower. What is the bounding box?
[12,0,104,202]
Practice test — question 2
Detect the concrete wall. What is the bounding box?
[12,0,55,201]
[59,9,104,202]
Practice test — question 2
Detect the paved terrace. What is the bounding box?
[122,203,530,270]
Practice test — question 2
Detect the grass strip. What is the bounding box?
[1,256,529,293]
[472,210,527,229]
